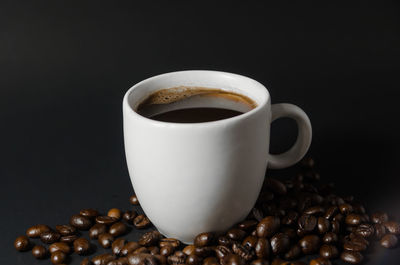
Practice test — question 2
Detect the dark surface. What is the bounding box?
[1,1,400,264]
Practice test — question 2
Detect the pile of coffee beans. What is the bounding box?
[14,159,399,265]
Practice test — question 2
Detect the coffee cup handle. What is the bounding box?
[268,103,312,169]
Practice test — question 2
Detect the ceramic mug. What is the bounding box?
[123,70,312,243]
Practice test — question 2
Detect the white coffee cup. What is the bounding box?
[123,70,312,244]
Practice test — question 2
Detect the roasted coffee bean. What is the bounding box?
[182,245,196,256]
[250,259,269,265]
[159,237,180,248]
[299,235,320,254]
[133,246,149,254]
[252,207,264,222]
[340,250,363,264]
[108,257,129,265]
[271,258,285,265]
[89,223,107,239]
[129,253,158,265]
[332,213,343,223]
[371,212,389,224]
[194,246,214,258]
[322,232,338,245]
[324,206,338,220]
[96,216,117,226]
[194,232,215,247]
[380,234,398,248]
[257,216,280,238]
[384,221,400,235]
[232,242,254,260]
[349,233,370,246]
[49,242,71,254]
[186,254,202,265]
[56,225,77,236]
[74,237,91,255]
[148,246,159,255]
[317,217,330,234]
[129,195,139,205]
[343,240,367,252]
[154,255,167,265]
[266,178,287,195]
[255,237,270,259]
[218,236,233,247]
[283,244,301,260]
[281,227,297,240]
[92,253,116,265]
[70,214,93,230]
[40,231,61,244]
[361,214,370,223]
[258,191,275,202]
[108,208,122,220]
[160,244,174,256]
[300,157,315,168]
[203,256,219,265]
[227,228,247,241]
[270,233,290,255]
[243,235,258,249]
[26,224,51,238]
[98,233,114,248]
[345,214,362,226]
[14,235,30,251]
[338,203,353,215]
[122,210,137,223]
[298,214,317,233]
[281,211,299,226]
[133,214,150,229]
[109,222,128,237]
[215,245,232,260]
[238,219,258,231]
[222,253,246,265]
[374,223,386,239]
[168,251,186,264]
[120,241,140,256]
[139,230,162,246]
[51,250,66,264]
[80,209,99,218]
[304,206,324,216]
[60,234,79,244]
[81,257,92,265]
[319,244,339,259]
[331,221,340,234]
[309,257,332,265]
[32,245,47,259]
[354,223,374,238]
[352,202,366,214]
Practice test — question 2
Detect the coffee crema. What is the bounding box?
[136,86,257,123]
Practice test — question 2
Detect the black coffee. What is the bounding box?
[136,86,257,123]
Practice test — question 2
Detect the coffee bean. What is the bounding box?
[133,214,150,229]
[81,257,92,265]
[98,233,114,248]
[300,157,315,168]
[349,233,370,246]
[322,232,338,245]
[168,251,186,264]
[186,254,202,265]
[120,241,140,256]
[343,240,367,252]
[232,242,254,260]
[182,245,196,256]
[203,256,219,265]
[242,235,258,249]
[354,223,374,238]
[92,253,116,265]
[227,228,247,241]
[74,237,91,255]
[55,224,77,236]
[338,203,353,215]
[96,216,117,226]
[265,178,287,195]
[271,258,285,265]
[26,224,51,238]
[218,236,233,247]
[14,235,30,251]
[384,221,400,235]
[298,214,317,233]
[32,245,47,259]
[309,257,332,265]
[299,235,320,254]
[122,210,137,223]
[281,211,299,226]
[324,206,338,220]
[345,214,362,226]
[160,244,175,256]
[60,234,79,244]
[374,223,386,239]
[283,244,301,260]
[215,245,232,260]
[222,253,246,265]
[89,223,107,239]
[194,232,215,247]
[109,222,128,237]
[153,254,166,265]
[340,250,363,264]
[194,246,214,258]
[319,244,339,259]
[257,216,280,238]
[317,217,330,234]
[108,208,122,220]
[70,214,93,230]
[270,233,290,255]
[80,209,99,218]
[49,242,71,254]
[148,246,159,256]
[159,237,180,248]
[250,259,269,265]
[134,246,149,254]
[380,234,398,248]
[40,231,61,244]
[108,257,129,265]
[371,212,389,224]
[254,237,269,259]
[304,206,325,216]
[258,191,275,202]
[332,213,343,222]
[252,207,264,222]
[139,230,162,246]
[331,221,340,234]
[51,250,66,264]
[237,220,258,231]
[281,227,297,240]
[129,195,140,205]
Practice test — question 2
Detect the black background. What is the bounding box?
[1,1,400,264]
